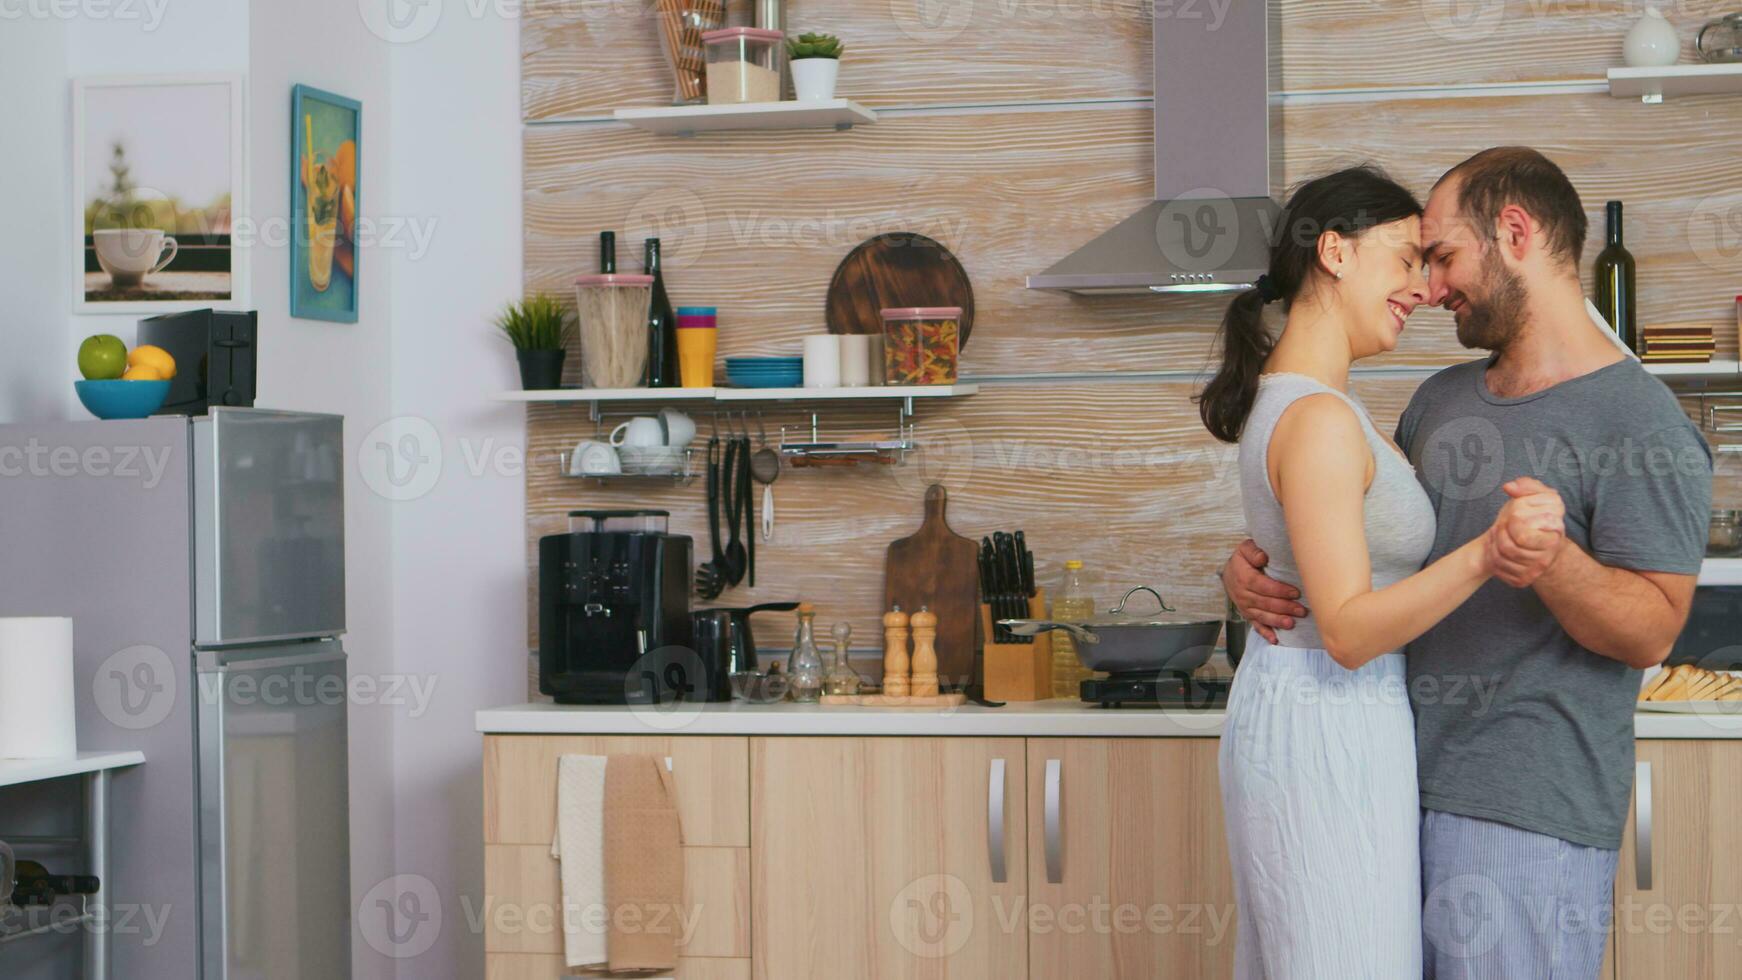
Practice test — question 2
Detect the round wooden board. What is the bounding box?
[825,232,975,348]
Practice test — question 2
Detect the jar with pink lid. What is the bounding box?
[702,27,784,105]
[880,307,962,385]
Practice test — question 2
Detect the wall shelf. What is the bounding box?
[0,751,143,789]
[612,99,876,135]
[1645,359,1741,378]
[1608,63,1742,103]
[1700,558,1742,586]
[497,384,976,405]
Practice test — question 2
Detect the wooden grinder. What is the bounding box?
[882,607,911,697]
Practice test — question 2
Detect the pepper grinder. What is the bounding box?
[882,606,911,697]
[909,606,939,697]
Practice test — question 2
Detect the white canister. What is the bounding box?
[1624,6,1682,68]
[839,334,874,387]
[0,617,77,760]
[803,335,842,388]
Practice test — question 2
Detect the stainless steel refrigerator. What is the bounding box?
[0,408,351,979]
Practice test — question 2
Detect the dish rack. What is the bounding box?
[779,411,916,467]
[554,450,697,486]
[0,895,93,945]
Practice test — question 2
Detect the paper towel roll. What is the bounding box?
[0,617,77,760]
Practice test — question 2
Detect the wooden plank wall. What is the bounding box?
[522,0,1742,665]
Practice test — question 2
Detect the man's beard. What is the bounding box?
[1453,245,1529,352]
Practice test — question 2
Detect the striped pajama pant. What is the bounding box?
[1421,808,1620,979]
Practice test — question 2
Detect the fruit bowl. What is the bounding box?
[74,380,171,420]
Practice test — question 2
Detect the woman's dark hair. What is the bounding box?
[1196,165,1422,443]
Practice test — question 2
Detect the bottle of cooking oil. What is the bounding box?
[1050,560,1097,699]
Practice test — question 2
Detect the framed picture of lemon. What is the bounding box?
[290,85,359,322]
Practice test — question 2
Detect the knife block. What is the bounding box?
[981,590,1052,702]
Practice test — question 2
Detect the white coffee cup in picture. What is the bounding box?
[803,335,842,388]
[610,416,667,449]
[659,408,697,448]
[838,334,873,387]
[92,228,178,288]
[569,440,622,476]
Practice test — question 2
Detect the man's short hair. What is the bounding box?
[1436,146,1588,266]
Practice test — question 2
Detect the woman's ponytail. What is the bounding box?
[1198,287,1274,443]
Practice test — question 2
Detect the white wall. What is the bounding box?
[245,1,398,977]
[385,11,527,978]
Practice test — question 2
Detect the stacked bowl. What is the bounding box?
[725,356,803,388]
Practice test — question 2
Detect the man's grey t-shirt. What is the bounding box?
[1395,356,1711,850]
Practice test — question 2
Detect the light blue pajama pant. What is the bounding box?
[1421,808,1619,979]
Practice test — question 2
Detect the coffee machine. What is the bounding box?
[538,510,695,704]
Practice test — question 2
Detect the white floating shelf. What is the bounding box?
[1644,359,1741,377]
[0,750,144,789]
[1608,63,1742,102]
[497,384,976,404]
[1701,558,1742,586]
[613,99,876,135]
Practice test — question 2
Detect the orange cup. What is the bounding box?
[677,328,717,387]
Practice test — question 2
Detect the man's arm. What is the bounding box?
[1222,541,1307,644]
[1531,536,1695,669]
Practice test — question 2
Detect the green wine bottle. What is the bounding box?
[1593,200,1637,352]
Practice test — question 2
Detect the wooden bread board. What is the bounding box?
[884,484,980,690]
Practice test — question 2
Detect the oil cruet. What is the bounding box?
[823,621,860,696]
[786,603,825,702]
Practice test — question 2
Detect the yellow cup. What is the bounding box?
[677,328,717,387]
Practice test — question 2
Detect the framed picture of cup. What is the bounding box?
[290,85,360,323]
[72,74,246,313]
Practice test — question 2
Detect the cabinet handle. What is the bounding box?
[1635,760,1652,890]
[1044,758,1062,884]
[987,758,1007,884]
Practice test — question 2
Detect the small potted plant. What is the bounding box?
[496,293,572,390]
[785,32,843,101]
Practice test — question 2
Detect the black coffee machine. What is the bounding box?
[538,510,695,704]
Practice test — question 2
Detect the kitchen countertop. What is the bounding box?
[476,701,1742,739]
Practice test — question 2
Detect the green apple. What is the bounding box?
[78,334,127,380]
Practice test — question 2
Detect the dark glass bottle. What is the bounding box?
[644,239,679,388]
[599,230,616,274]
[1593,201,1636,352]
[11,860,101,906]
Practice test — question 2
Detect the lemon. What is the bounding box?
[127,344,177,380]
[122,364,165,381]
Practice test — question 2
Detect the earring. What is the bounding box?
[1334,271,1344,281]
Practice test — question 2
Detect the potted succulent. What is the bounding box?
[785,32,843,101]
[496,293,572,390]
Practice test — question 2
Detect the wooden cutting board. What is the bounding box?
[825,232,976,348]
[884,484,980,691]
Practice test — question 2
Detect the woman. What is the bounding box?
[1197,166,1564,977]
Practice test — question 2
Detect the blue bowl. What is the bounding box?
[74,380,172,420]
[725,357,802,367]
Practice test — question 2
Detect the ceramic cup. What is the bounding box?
[803,334,842,388]
[838,334,873,387]
[610,416,668,449]
[93,228,178,288]
[570,440,622,475]
[659,408,697,447]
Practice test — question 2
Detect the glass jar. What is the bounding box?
[702,27,785,105]
[573,274,654,388]
[822,621,861,696]
[786,603,824,702]
[879,307,962,385]
[1698,13,1742,63]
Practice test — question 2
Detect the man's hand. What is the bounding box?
[1222,539,1307,643]
[1486,477,1566,588]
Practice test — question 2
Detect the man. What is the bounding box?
[1223,147,1712,977]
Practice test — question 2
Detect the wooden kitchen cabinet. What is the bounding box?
[1612,740,1742,979]
[1025,739,1236,979]
[751,737,1029,980]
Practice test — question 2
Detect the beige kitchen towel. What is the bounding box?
[603,754,686,973]
[551,754,609,969]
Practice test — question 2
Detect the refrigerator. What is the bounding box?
[0,408,351,979]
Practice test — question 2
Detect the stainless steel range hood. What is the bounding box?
[1026,2,1283,295]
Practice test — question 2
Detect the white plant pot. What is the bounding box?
[790,58,839,101]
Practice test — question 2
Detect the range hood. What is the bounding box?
[1026,2,1282,295]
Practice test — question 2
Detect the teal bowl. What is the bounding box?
[74,380,172,420]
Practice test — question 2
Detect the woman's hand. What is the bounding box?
[1485,477,1566,587]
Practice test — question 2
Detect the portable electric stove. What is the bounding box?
[1081,670,1231,709]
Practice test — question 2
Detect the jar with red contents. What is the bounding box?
[879,307,961,385]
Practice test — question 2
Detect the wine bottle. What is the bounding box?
[11,860,100,906]
[644,239,679,388]
[599,230,617,274]
[1593,200,1637,352]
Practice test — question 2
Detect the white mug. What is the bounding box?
[570,440,621,475]
[610,416,667,449]
[93,228,178,287]
[659,408,697,448]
